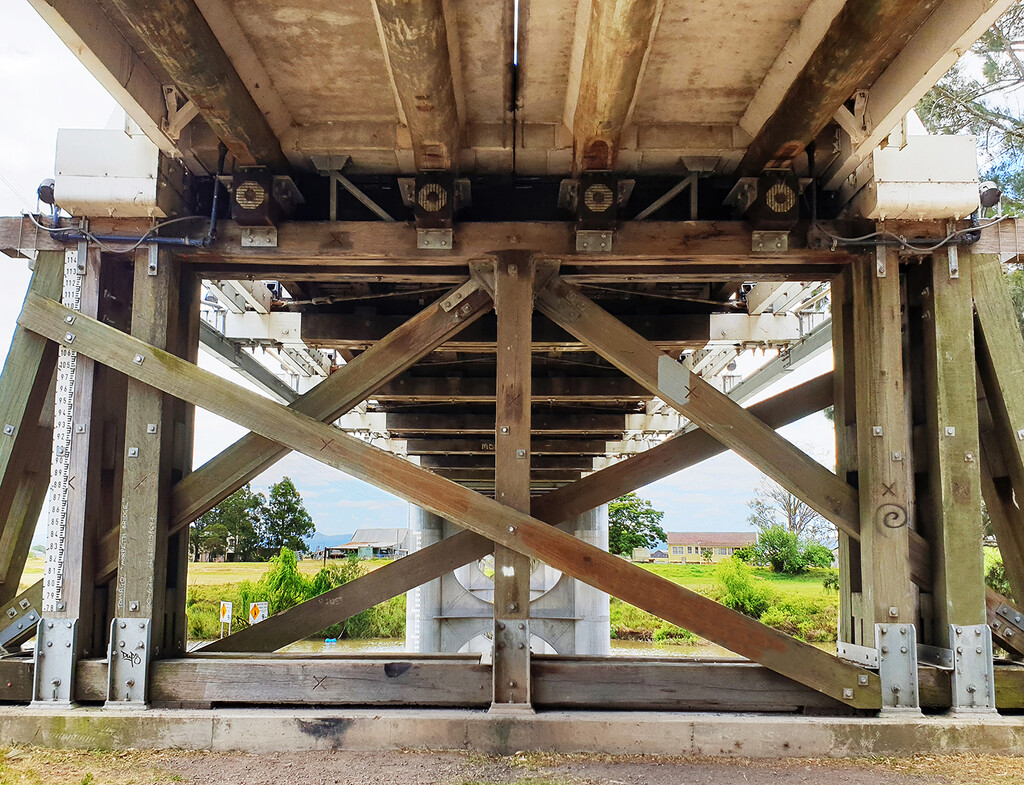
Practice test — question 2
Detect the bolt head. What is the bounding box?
[873,426,883,437]
[507,526,515,534]
[2,425,13,436]
[889,607,899,618]
[858,675,869,685]
[843,688,853,700]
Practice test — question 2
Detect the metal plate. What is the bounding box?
[657,355,691,408]
[575,230,613,253]
[837,641,879,669]
[876,624,920,712]
[417,228,453,250]
[32,618,77,707]
[751,231,789,253]
[917,643,954,671]
[0,604,40,652]
[949,623,996,712]
[240,226,278,248]
[106,618,151,708]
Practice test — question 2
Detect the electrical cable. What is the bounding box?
[812,214,1009,254]
[23,211,210,253]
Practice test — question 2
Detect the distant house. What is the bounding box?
[650,549,669,562]
[666,532,756,564]
[314,528,412,560]
[632,546,669,563]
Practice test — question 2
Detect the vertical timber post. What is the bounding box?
[921,251,984,637]
[832,267,862,644]
[852,248,916,644]
[107,246,179,707]
[34,246,103,706]
[491,253,534,711]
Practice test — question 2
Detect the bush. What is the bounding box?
[714,557,775,617]
[986,550,1013,601]
[821,569,840,591]
[755,525,833,575]
[653,624,697,643]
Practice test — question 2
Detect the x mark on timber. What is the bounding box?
[17,284,881,708]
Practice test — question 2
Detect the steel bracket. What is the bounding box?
[439,279,482,314]
[0,597,41,653]
[240,226,278,248]
[837,640,879,669]
[575,230,613,253]
[105,618,152,709]
[491,618,532,711]
[875,623,921,713]
[31,618,78,707]
[751,231,788,253]
[949,623,996,713]
[417,228,453,250]
[917,642,954,671]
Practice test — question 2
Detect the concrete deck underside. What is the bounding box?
[3,709,1023,757]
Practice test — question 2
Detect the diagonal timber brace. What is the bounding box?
[170,279,492,532]
[17,295,881,708]
[206,371,837,653]
[535,275,860,538]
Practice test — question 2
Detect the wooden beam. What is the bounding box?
[491,255,534,708]
[384,411,627,435]
[374,375,649,403]
[0,253,61,601]
[373,0,461,170]
[986,588,1024,658]
[104,0,287,168]
[572,0,661,170]
[170,282,493,532]
[920,252,984,635]
[18,295,880,708]
[534,276,860,538]
[0,426,53,605]
[851,250,915,640]
[973,253,1024,598]
[406,438,610,455]
[113,249,179,661]
[303,312,712,353]
[3,217,858,273]
[738,0,940,174]
[421,455,594,471]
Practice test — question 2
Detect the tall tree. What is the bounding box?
[917,4,1024,211]
[262,476,315,554]
[190,483,266,561]
[607,492,667,556]
[747,477,835,546]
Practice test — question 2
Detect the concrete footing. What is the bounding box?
[2,708,1023,757]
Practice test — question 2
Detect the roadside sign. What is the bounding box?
[249,602,268,624]
[219,601,232,623]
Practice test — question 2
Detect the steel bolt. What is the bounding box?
[120,621,127,629]
[507,526,515,533]
[900,646,908,654]
[873,426,883,437]
[858,675,869,686]
[975,629,983,636]
[956,627,963,634]
[881,646,889,654]
[126,679,135,687]
[46,622,53,629]
[497,622,505,631]
[120,641,126,648]
[889,607,899,618]
[508,681,516,688]
[892,685,901,694]
[129,601,139,612]
[518,643,525,650]
[976,647,983,655]
[46,641,52,648]
[508,602,518,612]
[880,625,889,634]
[518,623,525,630]
[843,688,853,700]
[133,354,144,365]
[945,426,956,436]
[2,425,13,436]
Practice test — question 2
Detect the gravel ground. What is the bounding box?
[8,748,1024,785]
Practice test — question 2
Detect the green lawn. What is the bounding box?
[640,561,834,597]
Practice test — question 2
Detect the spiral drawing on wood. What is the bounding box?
[879,503,908,529]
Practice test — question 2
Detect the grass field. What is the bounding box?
[18,550,839,644]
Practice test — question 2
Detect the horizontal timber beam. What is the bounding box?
[383,411,629,435]
[18,294,880,708]
[373,375,648,402]
[405,438,610,455]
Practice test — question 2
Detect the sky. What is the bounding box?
[0,1,836,550]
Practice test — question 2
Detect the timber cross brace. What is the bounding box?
[0,223,1020,718]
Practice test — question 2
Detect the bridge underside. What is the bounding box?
[1,0,1024,750]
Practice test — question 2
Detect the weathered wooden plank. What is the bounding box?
[0,427,53,604]
[921,252,984,634]
[385,411,626,435]
[406,438,610,455]
[535,276,860,538]
[0,253,61,599]
[573,0,660,170]
[17,294,881,708]
[851,251,916,641]
[104,0,287,168]
[972,253,1024,595]
[170,282,493,532]
[492,255,534,708]
[738,0,940,173]
[374,0,463,171]
[113,249,179,662]
[374,375,649,402]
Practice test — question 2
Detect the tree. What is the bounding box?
[755,525,835,575]
[917,5,1024,212]
[189,483,266,561]
[747,477,835,546]
[607,492,667,556]
[261,477,315,554]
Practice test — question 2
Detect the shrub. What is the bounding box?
[821,569,840,591]
[986,550,1013,601]
[714,557,775,618]
[653,624,696,643]
[755,525,834,575]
